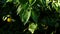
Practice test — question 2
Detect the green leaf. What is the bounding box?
[17,2,31,25]
[19,8,31,25]
[17,4,22,15]
[46,0,50,6]
[51,32,54,34]
[21,2,29,10]
[31,11,39,23]
[39,0,46,6]
[17,2,28,15]
[21,10,31,25]
[29,23,37,34]
[6,0,12,2]
[29,0,36,6]
[13,0,20,4]
[52,2,58,11]
[29,0,33,4]
[58,3,60,6]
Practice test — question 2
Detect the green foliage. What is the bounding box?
[0,0,60,34]
[29,23,37,34]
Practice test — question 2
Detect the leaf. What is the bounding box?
[13,0,20,5]
[39,0,46,6]
[46,0,50,6]
[17,2,31,25]
[19,8,31,25]
[17,2,28,14]
[28,23,37,34]
[17,4,22,15]
[52,2,58,11]
[29,0,33,4]
[21,10,31,25]
[6,0,12,2]
[51,32,54,34]
[31,10,39,23]
[21,2,29,10]
[50,0,53,2]
[29,0,36,6]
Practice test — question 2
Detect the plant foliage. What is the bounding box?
[0,0,60,34]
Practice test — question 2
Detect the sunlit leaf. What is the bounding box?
[17,4,22,15]
[6,0,12,2]
[29,0,33,4]
[52,2,58,11]
[29,23,37,34]
[46,0,50,6]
